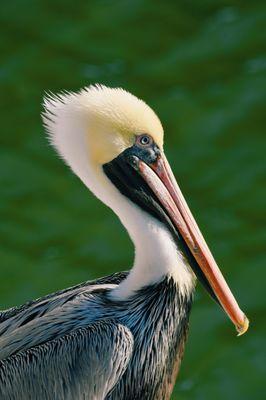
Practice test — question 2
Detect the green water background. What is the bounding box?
[0,1,265,399]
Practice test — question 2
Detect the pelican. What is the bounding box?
[0,85,249,400]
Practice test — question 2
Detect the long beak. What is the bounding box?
[138,153,249,336]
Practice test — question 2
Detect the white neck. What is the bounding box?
[89,172,195,300]
[60,154,195,299]
[111,204,195,299]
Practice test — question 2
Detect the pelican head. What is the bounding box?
[43,85,248,335]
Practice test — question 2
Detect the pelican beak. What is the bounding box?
[138,153,249,336]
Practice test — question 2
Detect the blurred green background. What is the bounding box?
[0,1,265,399]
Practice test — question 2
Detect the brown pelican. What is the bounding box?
[0,85,249,400]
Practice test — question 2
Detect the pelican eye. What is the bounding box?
[137,134,152,147]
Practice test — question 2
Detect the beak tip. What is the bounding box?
[236,315,249,336]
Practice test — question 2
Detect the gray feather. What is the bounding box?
[0,273,193,399]
[0,320,133,400]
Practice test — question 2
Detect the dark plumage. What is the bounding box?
[0,272,192,400]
